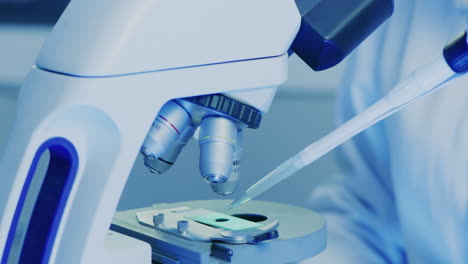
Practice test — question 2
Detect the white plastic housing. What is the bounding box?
[37,0,301,77]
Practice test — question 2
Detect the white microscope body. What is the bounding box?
[0,0,300,263]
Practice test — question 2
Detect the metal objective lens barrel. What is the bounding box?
[141,100,190,161]
[210,129,243,195]
[144,125,196,174]
[199,116,237,184]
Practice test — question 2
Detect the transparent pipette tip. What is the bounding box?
[226,194,252,210]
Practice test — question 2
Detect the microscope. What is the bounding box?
[0,0,393,263]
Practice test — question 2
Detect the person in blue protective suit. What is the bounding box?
[305,0,468,263]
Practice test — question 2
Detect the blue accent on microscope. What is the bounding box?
[444,32,468,73]
[2,138,78,264]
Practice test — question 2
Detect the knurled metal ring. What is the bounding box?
[185,94,262,129]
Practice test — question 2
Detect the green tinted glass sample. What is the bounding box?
[187,212,262,231]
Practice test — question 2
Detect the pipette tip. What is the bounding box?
[226,194,251,210]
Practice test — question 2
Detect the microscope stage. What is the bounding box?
[111,200,326,264]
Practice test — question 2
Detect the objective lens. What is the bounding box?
[211,129,242,196]
[144,125,196,174]
[199,117,237,184]
[141,101,190,161]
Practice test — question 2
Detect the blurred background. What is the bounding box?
[0,0,346,211]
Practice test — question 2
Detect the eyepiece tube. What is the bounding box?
[141,100,190,162]
[199,116,237,184]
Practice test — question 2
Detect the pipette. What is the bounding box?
[228,32,468,210]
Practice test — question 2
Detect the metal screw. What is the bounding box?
[153,213,165,226]
[177,220,189,234]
